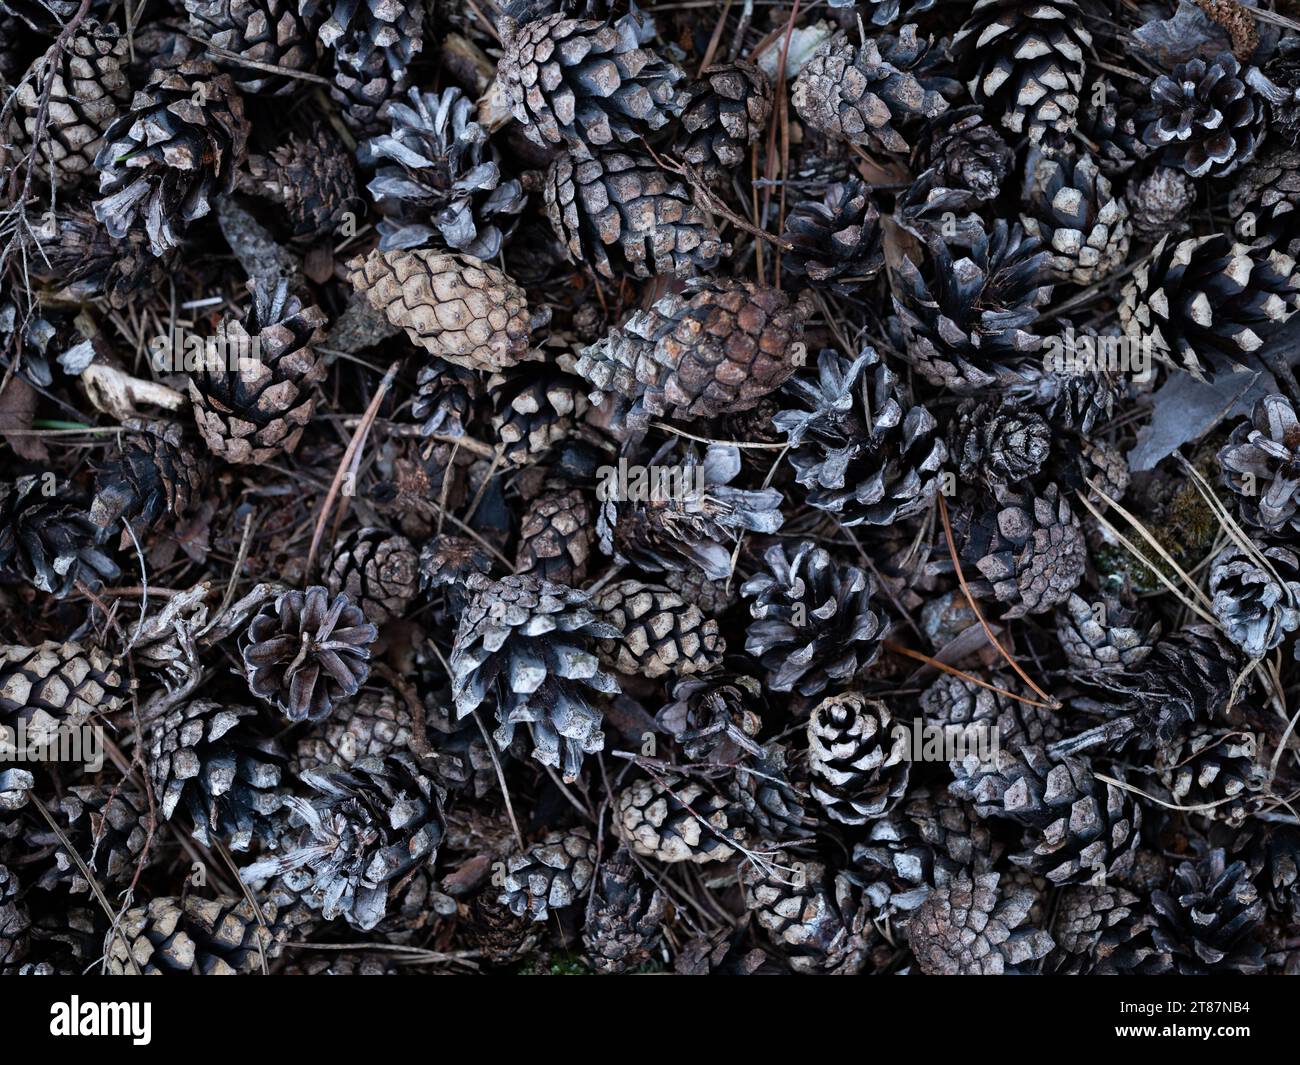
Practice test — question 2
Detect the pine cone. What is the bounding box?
[780,178,884,294]
[106,895,285,975]
[615,776,743,864]
[662,566,736,615]
[1128,166,1197,242]
[1157,728,1266,825]
[450,572,619,779]
[952,398,1051,489]
[543,149,723,280]
[241,754,444,931]
[1150,849,1265,974]
[1143,52,1264,179]
[1218,394,1300,536]
[593,579,724,679]
[347,247,536,372]
[29,784,152,894]
[30,205,167,309]
[1078,76,1152,176]
[888,219,1052,392]
[726,742,807,840]
[776,345,946,526]
[241,585,379,722]
[958,483,1086,618]
[1230,146,1300,255]
[919,672,1061,755]
[1048,884,1162,975]
[741,540,884,696]
[246,123,359,239]
[326,527,420,625]
[954,0,1091,146]
[950,745,1141,885]
[675,61,771,177]
[915,105,1013,202]
[0,641,125,746]
[187,279,328,465]
[89,418,208,532]
[1021,150,1129,286]
[469,893,538,966]
[515,488,594,585]
[1119,234,1300,382]
[496,10,683,159]
[418,533,493,613]
[1055,593,1159,672]
[295,688,415,773]
[185,0,317,94]
[94,60,249,255]
[575,278,811,427]
[149,698,287,851]
[488,361,588,466]
[362,86,525,257]
[499,827,596,921]
[740,853,875,975]
[791,28,948,153]
[908,870,1054,974]
[582,848,667,973]
[1209,541,1300,658]
[0,475,120,596]
[807,692,909,825]
[412,360,478,439]
[13,20,130,187]
[0,864,27,971]
[307,0,424,133]
[657,671,766,763]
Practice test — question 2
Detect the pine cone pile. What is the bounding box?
[3,0,1300,983]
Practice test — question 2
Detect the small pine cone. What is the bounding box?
[807,693,909,825]
[295,689,414,774]
[791,29,948,153]
[1219,394,1300,536]
[246,123,360,240]
[1119,234,1300,382]
[919,672,1061,754]
[726,742,807,840]
[326,527,420,625]
[31,205,167,310]
[328,27,417,135]
[418,533,493,612]
[1209,540,1300,658]
[1128,166,1197,242]
[468,893,539,966]
[593,579,724,680]
[780,179,885,294]
[776,345,946,525]
[1158,728,1266,826]
[362,86,525,258]
[242,754,445,931]
[150,699,286,851]
[657,671,766,764]
[13,20,130,187]
[954,0,1091,147]
[451,572,619,779]
[30,784,152,894]
[105,895,285,975]
[662,567,736,615]
[0,641,125,744]
[1143,52,1264,179]
[515,489,594,585]
[996,356,1121,434]
[0,864,28,971]
[1049,884,1162,975]
[184,0,317,94]
[488,362,588,467]
[959,483,1086,618]
[89,418,208,532]
[915,105,1013,202]
[347,247,536,372]
[575,278,811,427]
[908,871,1054,975]
[1055,593,1159,672]
[1021,151,1129,286]
[0,476,121,596]
[543,149,723,280]
[500,827,596,921]
[187,279,327,465]
[950,745,1141,886]
[952,399,1051,489]
[740,853,874,975]
[496,11,683,159]
[583,848,668,974]
[93,60,249,255]
[241,586,378,722]
[615,776,744,864]
[741,539,884,696]
[887,220,1052,393]
[412,360,478,439]
[675,61,771,177]
[1151,849,1265,974]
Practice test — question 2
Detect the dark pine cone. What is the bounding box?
[326,527,420,625]
[908,871,1054,974]
[807,692,909,825]
[781,178,885,294]
[1150,849,1265,974]
[106,896,286,975]
[184,0,317,94]
[1143,52,1264,179]
[582,847,667,974]
[675,61,772,178]
[0,476,120,597]
[246,123,360,240]
[241,586,379,722]
[1219,394,1300,536]
[89,418,208,533]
